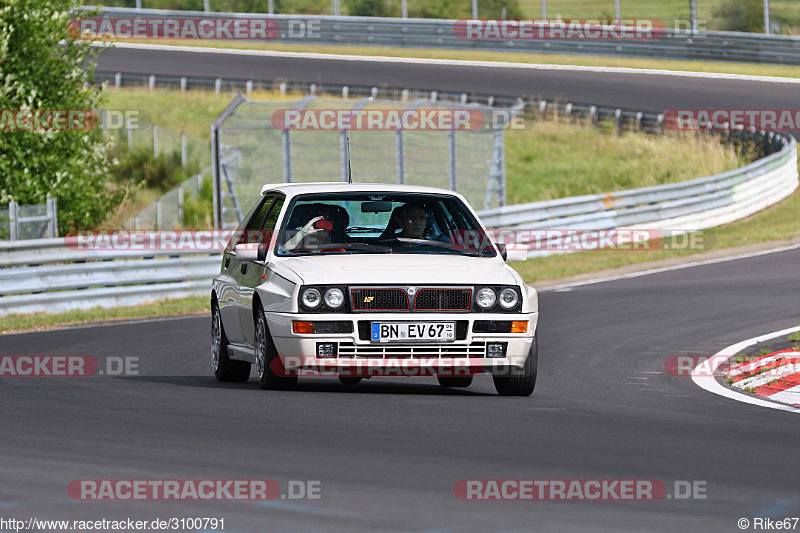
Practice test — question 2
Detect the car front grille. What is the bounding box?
[349,287,473,312]
[350,288,409,311]
[414,288,471,311]
[337,341,486,359]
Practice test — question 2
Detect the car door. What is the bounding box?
[218,195,274,346]
[239,195,284,347]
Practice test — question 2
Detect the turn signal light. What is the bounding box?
[292,321,315,334]
[511,321,528,334]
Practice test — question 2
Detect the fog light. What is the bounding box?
[293,321,314,334]
[511,321,528,334]
[486,343,507,358]
[317,342,338,358]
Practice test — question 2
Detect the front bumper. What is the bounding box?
[266,311,538,376]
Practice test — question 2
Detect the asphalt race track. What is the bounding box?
[1,46,798,532]
[92,45,800,114]
[1,247,799,532]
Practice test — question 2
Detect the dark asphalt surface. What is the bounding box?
[1,247,799,532]
[92,46,800,112]
[2,46,798,532]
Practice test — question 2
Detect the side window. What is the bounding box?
[226,197,269,252]
[244,195,276,244]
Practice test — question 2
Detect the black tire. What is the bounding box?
[437,376,474,388]
[254,306,297,391]
[212,301,251,383]
[338,376,362,386]
[493,333,537,397]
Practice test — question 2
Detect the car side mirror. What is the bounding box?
[497,243,528,262]
[234,242,268,262]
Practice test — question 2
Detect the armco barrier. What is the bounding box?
[0,237,221,316]
[83,7,800,65]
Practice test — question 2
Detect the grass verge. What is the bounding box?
[0,296,209,335]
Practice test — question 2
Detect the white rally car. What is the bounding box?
[211,183,538,396]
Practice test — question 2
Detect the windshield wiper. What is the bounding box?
[394,238,491,256]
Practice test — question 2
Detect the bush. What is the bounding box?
[711,0,765,32]
[0,0,118,234]
[345,0,391,17]
[181,176,214,229]
[107,143,200,192]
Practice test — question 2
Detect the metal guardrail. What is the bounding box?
[85,7,800,65]
[0,237,220,316]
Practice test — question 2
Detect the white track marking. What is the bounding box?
[691,326,800,413]
[769,384,800,405]
[539,243,800,292]
[96,42,800,85]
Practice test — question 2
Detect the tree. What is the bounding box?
[0,0,118,234]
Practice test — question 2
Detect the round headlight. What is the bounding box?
[498,288,519,309]
[324,288,344,309]
[302,288,322,309]
[475,287,497,309]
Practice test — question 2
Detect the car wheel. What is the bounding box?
[339,376,362,386]
[212,301,251,383]
[437,376,473,388]
[493,333,537,397]
[255,306,297,391]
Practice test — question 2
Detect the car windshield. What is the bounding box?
[275,192,497,257]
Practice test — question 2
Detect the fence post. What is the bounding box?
[215,78,222,95]
[9,200,18,241]
[156,199,162,230]
[541,0,547,18]
[615,108,622,135]
[279,82,287,96]
[126,117,133,148]
[342,86,349,99]
[268,0,274,14]
[448,129,456,191]
[282,130,292,183]
[340,130,349,182]
[246,80,253,95]
[178,185,184,226]
[401,89,409,102]
[152,124,159,157]
[180,76,187,92]
[134,215,140,230]
[181,132,187,169]
[204,0,210,12]
[149,75,156,92]
[52,197,59,237]
[371,87,378,99]
[46,196,56,238]
[115,72,122,88]
[396,130,406,184]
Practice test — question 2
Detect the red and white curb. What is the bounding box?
[692,326,800,413]
[725,349,800,405]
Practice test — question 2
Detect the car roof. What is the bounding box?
[260,182,464,199]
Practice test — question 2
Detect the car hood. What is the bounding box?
[277,254,517,286]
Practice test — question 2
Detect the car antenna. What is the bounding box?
[346,131,353,184]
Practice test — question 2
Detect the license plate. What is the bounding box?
[371,322,455,343]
